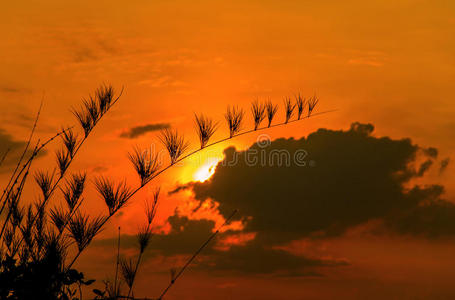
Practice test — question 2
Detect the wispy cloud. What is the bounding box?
[0,85,31,94]
[120,123,170,139]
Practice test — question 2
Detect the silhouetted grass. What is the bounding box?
[159,128,189,165]
[251,100,266,130]
[284,97,296,123]
[0,85,329,299]
[194,114,218,149]
[296,94,306,120]
[266,100,278,128]
[225,105,244,138]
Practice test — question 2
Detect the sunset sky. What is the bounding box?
[1,0,455,299]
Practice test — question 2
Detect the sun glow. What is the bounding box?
[193,159,220,182]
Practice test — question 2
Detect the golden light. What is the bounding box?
[193,158,221,182]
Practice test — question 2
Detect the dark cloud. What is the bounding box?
[95,213,343,276]
[0,85,31,94]
[0,128,47,173]
[416,159,433,177]
[439,158,450,174]
[423,147,438,158]
[91,165,108,173]
[177,122,452,241]
[194,233,347,276]
[120,123,170,139]
[50,32,120,63]
[384,186,455,237]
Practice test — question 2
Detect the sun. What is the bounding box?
[193,159,220,182]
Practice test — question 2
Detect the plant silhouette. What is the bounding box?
[0,85,327,299]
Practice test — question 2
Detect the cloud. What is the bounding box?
[439,158,450,174]
[0,128,47,173]
[95,213,344,276]
[120,123,170,139]
[0,85,31,94]
[178,122,452,242]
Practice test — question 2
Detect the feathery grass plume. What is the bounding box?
[145,187,160,224]
[83,95,100,124]
[284,97,296,124]
[308,95,319,116]
[34,202,47,238]
[4,224,14,250]
[21,204,34,248]
[18,244,30,264]
[72,85,118,138]
[194,114,218,149]
[296,94,306,120]
[67,212,105,252]
[251,100,266,130]
[128,147,160,186]
[96,84,114,114]
[55,148,70,177]
[34,215,46,258]
[49,206,68,234]
[225,105,244,138]
[136,226,152,254]
[72,105,93,138]
[159,128,189,165]
[61,172,86,210]
[34,170,55,200]
[10,202,24,228]
[42,230,68,269]
[120,257,136,289]
[61,128,78,158]
[94,176,133,216]
[265,100,278,127]
[9,237,20,257]
[104,280,122,299]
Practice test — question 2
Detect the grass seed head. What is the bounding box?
[251,100,266,130]
[225,105,244,138]
[159,128,189,164]
[284,97,296,123]
[194,114,218,149]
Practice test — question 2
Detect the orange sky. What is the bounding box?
[1,0,455,299]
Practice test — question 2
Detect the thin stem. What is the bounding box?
[0,142,36,240]
[127,223,152,299]
[0,100,42,205]
[0,148,10,167]
[114,226,121,299]
[158,209,238,300]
